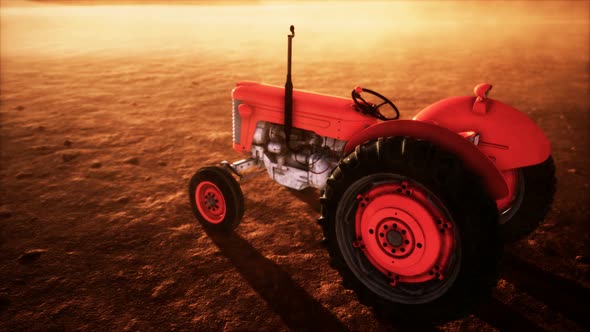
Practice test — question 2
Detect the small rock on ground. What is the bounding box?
[15,172,33,179]
[115,196,130,204]
[90,161,102,169]
[575,255,590,264]
[151,279,176,299]
[0,207,12,218]
[124,157,140,165]
[33,145,51,151]
[18,249,47,264]
[61,152,79,162]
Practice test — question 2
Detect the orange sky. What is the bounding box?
[2,1,588,59]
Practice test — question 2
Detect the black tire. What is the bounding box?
[319,137,500,322]
[188,166,244,231]
[498,155,556,242]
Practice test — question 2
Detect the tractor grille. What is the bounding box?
[232,99,242,144]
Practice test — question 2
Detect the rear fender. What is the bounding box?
[413,92,551,171]
[344,120,508,200]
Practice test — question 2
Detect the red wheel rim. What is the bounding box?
[353,181,455,285]
[195,181,226,224]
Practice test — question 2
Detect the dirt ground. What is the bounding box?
[1,1,589,331]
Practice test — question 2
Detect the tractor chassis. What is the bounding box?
[220,157,263,182]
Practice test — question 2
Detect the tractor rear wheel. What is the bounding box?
[189,166,244,231]
[498,155,556,242]
[319,137,500,322]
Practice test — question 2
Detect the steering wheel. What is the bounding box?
[351,86,400,120]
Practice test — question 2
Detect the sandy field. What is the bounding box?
[1,0,589,331]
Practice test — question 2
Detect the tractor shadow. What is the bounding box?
[474,297,546,332]
[471,251,590,331]
[203,228,442,332]
[497,252,590,328]
[203,227,350,331]
[286,187,321,213]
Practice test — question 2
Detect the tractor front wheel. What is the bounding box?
[319,137,500,322]
[189,166,244,231]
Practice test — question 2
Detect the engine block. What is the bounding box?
[251,122,346,190]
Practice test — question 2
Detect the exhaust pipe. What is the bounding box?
[284,25,295,148]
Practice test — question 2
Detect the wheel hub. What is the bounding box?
[195,181,226,224]
[205,194,219,210]
[376,219,414,257]
[353,181,455,285]
[386,230,403,247]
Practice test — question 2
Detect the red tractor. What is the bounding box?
[188,26,555,322]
